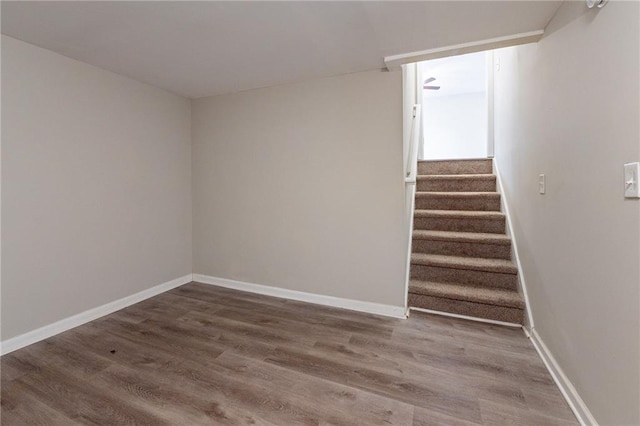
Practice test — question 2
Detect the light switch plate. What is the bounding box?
[539,174,546,194]
[624,162,640,198]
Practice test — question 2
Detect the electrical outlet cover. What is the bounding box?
[538,174,546,194]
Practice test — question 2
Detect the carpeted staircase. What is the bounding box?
[409,159,525,324]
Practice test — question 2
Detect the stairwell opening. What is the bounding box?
[404,51,525,326]
[417,51,491,161]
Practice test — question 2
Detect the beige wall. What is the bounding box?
[1,36,192,340]
[192,69,406,307]
[493,2,640,424]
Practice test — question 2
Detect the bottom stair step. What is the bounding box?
[408,280,524,324]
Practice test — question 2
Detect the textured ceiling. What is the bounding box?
[1,1,562,98]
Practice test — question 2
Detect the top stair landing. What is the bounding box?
[418,159,493,175]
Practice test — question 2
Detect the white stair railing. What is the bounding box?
[405,104,422,185]
[402,103,422,313]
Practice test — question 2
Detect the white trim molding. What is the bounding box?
[193,274,407,320]
[528,328,599,426]
[0,274,193,355]
[384,30,544,71]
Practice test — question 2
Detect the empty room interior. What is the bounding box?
[1,1,639,425]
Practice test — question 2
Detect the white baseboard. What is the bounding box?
[0,274,193,355]
[528,328,598,426]
[409,307,522,328]
[192,274,407,320]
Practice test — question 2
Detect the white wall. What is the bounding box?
[493,2,640,424]
[192,69,406,307]
[422,92,487,160]
[1,36,193,341]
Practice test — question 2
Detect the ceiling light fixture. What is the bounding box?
[423,77,441,91]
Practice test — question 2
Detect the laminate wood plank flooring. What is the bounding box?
[1,282,578,425]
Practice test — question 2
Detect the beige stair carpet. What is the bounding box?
[409,159,525,324]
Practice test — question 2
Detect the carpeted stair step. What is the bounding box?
[409,280,524,309]
[415,192,501,211]
[410,264,518,290]
[412,230,512,259]
[413,210,506,234]
[408,280,524,323]
[418,159,492,175]
[411,253,518,274]
[410,253,518,290]
[416,174,497,192]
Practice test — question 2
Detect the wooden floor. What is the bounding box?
[1,282,578,425]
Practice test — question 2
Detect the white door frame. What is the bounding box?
[486,51,495,158]
[401,63,418,312]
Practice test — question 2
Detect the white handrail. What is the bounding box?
[405,104,422,184]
